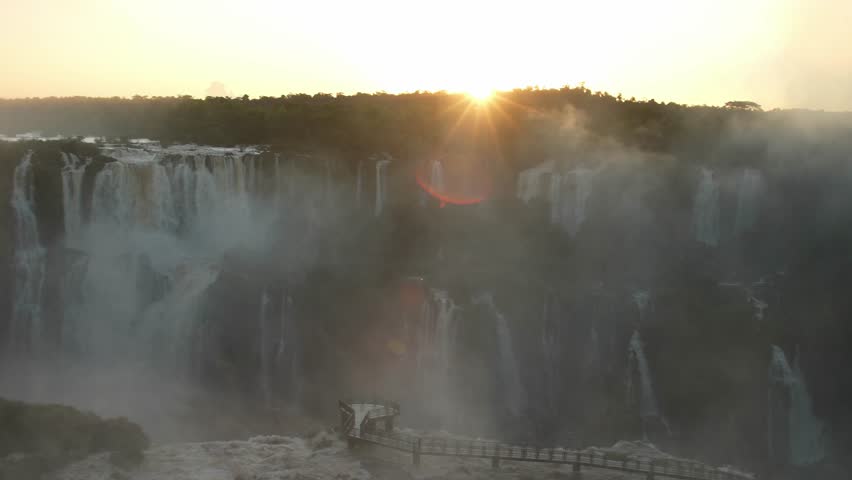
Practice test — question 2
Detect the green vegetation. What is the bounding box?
[5,88,849,160]
[0,397,148,479]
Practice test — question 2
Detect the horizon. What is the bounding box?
[2,88,850,115]
[3,0,852,111]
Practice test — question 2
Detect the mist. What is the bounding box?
[1,91,852,480]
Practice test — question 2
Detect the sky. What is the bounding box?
[1,0,851,110]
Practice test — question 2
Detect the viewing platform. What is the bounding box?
[338,399,756,480]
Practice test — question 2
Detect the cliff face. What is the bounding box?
[0,143,26,352]
[1,132,851,477]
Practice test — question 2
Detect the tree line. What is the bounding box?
[0,87,848,165]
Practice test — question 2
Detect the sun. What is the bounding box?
[466,86,495,103]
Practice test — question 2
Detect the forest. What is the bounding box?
[5,87,848,162]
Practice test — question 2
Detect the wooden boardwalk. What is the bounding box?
[338,399,756,480]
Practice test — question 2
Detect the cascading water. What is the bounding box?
[59,148,273,363]
[626,330,668,438]
[749,295,768,321]
[60,152,89,245]
[473,293,525,416]
[273,154,284,205]
[139,261,219,367]
[413,289,458,426]
[768,345,827,466]
[430,158,445,193]
[275,294,300,404]
[628,292,668,437]
[584,326,601,378]
[516,159,556,203]
[693,167,720,246]
[548,173,562,224]
[374,158,391,216]
[633,290,650,323]
[355,159,363,206]
[420,158,444,207]
[539,297,561,413]
[550,168,596,236]
[258,290,272,406]
[10,152,46,355]
[734,168,764,235]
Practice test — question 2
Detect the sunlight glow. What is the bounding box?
[2,0,849,109]
[466,87,495,103]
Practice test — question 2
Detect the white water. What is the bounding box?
[10,152,46,355]
[550,168,596,236]
[275,294,300,404]
[258,290,272,406]
[374,158,391,216]
[768,345,827,466]
[473,293,525,416]
[413,289,458,425]
[420,158,445,206]
[59,150,275,362]
[749,295,768,321]
[539,298,561,412]
[355,159,364,206]
[693,168,720,246]
[139,261,219,369]
[633,290,651,323]
[734,168,764,235]
[585,325,601,374]
[53,433,713,480]
[516,160,555,203]
[430,158,445,193]
[54,435,369,480]
[517,160,596,235]
[626,330,670,438]
[60,152,89,246]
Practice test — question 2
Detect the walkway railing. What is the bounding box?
[338,399,756,480]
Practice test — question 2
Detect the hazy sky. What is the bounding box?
[2,0,851,110]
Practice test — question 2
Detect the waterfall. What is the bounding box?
[60,150,273,358]
[633,290,651,323]
[91,161,135,227]
[627,330,669,438]
[540,297,561,412]
[474,293,525,416]
[431,158,445,194]
[275,294,300,404]
[734,168,764,235]
[768,346,827,466]
[323,158,333,209]
[10,152,46,355]
[584,325,601,374]
[420,158,444,207]
[749,295,768,321]
[413,289,458,425]
[138,261,219,368]
[170,158,196,228]
[151,164,178,231]
[548,173,562,224]
[516,159,555,203]
[258,290,272,406]
[693,168,720,246]
[273,154,284,205]
[551,168,596,236]
[355,160,363,206]
[374,159,391,216]
[60,152,89,245]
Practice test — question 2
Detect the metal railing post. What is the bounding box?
[412,438,422,466]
